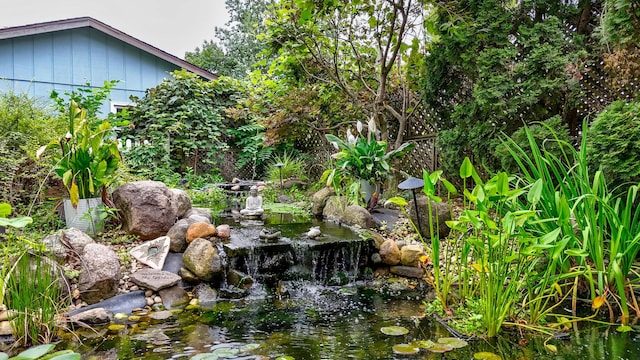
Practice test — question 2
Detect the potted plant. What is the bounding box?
[325,119,414,205]
[38,100,121,234]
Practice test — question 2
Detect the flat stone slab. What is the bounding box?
[130,236,170,269]
[390,265,425,279]
[131,269,181,291]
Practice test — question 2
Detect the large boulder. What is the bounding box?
[182,238,223,282]
[408,196,452,240]
[323,197,377,229]
[113,181,183,240]
[78,243,121,304]
[43,228,95,262]
[312,187,335,217]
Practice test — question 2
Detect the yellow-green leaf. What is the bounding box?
[592,294,606,310]
[545,344,558,352]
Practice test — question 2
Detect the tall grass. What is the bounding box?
[501,120,640,324]
[6,250,67,345]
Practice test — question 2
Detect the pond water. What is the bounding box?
[62,212,640,359]
[66,283,640,359]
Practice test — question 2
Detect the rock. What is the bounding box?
[149,310,172,321]
[130,269,181,291]
[184,208,212,223]
[179,267,200,283]
[186,222,217,243]
[312,187,335,217]
[259,252,292,273]
[182,238,223,281]
[371,252,383,264]
[276,194,291,203]
[400,244,427,267]
[78,243,121,304]
[69,307,113,325]
[390,265,425,278]
[159,285,189,310]
[0,321,12,336]
[167,219,190,252]
[193,283,217,310]
[306,226,321,239]
[43,228,95,262]
[231,185,241,191]
[216,224,230,239]
[169,188,192,219]
[187,214,211,224]
[408,196,452,240]
[112,181,180,240]
[342,205,377,229]
[218,286,249,299]
[379,239,401,265]
[226,269,254,290]
[129,236,171,270]
[367,230,387,250]
[323,197,377,228]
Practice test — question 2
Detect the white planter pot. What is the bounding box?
[64,197,104,234]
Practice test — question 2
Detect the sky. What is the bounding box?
[0,0,230,59]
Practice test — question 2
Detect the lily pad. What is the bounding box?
[239,343,261,352]
[392,344,420,355]
[438,337,468,349]
[474,351,502,360]
[427,343,453,353]
[380,325,409,336]
[210,347,240,357]
[412,340,435,349]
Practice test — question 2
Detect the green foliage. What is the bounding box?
[502,120,640,325]
[0,91,64,211]
[0,203,32,228]
[0,344,79,359]
[123,70,240,179]
[228,122,273,179]
[50,80,118,120]
[496,116,571,174]
[425,0,596,176]
[586,100,640,187]
[6,251,67,346]
[186,0,272,78]
[326,120,414,184]
[599,0,640,48]
[267,152,308,183]
[38,101,121,204]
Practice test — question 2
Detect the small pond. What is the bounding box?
[61,212,640,359]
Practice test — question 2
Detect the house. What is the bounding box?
[0,17,216,115]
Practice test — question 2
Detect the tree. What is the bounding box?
[262,0,426,149]
[422,0,602,175]
[122,70,240,178]
[186,0,273,78]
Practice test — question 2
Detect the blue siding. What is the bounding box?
[71,29,91,85]
[0,26,189,115]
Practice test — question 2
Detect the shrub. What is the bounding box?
[495,116,571,174]
[586,100,640,187]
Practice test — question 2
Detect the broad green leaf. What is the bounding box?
[0,203,11,218]
[438,337,468,348]
[42,351,81,360]
[616,325,633,333]
[380,325,409,335]
[460,157,473,178]
[12,344,55,359]
[527,179,544,204]
[385,197,408,207]
[441,178,457,195]
[0,216,33,228]
[474,352,502,360]
[545,344,558,352]
[392,344,419,355]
